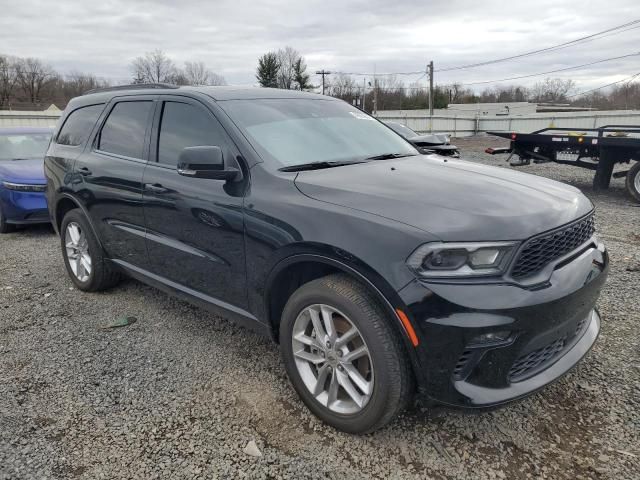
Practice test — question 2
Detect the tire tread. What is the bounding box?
[280,273,414,433]
[61,209,121,291]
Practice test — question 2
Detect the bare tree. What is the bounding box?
[15,57,55,103]
[329,74,358,99]
[479,85,529,103]
[0,55,19,106]
[130,50,177,84]
[276,46,300,90]
[184,61,208,85]
[183,61,226,86]
[529,78,576,103]
[62,72,109,97]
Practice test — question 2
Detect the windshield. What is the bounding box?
[386,122,418,139]
[0,133,51,161]
[220,99,417,167]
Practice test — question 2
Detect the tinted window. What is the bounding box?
[219,99,416,167]
[98,101,153,159]
[158,102,227,165]
[57,104,104,146]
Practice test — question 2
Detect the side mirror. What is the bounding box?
[177,146,241,181]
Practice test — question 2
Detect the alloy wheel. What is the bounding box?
[291,304,374,414]
[65,222,92,282]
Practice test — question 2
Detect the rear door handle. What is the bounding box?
[77,167,92,176]
[144,183,169,194]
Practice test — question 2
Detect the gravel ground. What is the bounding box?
[1,136,638,479]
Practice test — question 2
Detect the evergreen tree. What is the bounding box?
[256,53,279,88]
[293,58,312,91]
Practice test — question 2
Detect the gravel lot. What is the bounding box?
[1,136,638,479]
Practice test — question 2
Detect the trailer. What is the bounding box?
[486,125,640,202]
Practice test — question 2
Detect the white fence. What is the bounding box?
[0,111,61,128]
[377,110,640,137]
[3,108,640,137]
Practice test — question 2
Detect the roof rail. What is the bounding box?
[83,83,180,95]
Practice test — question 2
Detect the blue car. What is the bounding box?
[0,127,53,233]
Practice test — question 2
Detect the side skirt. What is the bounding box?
[111,259,270,337]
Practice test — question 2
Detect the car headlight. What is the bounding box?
[406,242,517,278]
[2,181,46,192]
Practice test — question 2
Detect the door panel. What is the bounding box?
[142,98,247,309]
[73,97,155,265]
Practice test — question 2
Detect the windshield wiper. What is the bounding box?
[365,153,417,160]
[279,160,368,172]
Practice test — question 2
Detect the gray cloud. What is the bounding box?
[0,0,638,92]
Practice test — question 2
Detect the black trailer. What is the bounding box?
[486,125,640,202]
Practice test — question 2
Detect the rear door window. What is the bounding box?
[57,104,104,146]
[98,101,153,159]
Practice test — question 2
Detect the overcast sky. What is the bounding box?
[1,0,638,94]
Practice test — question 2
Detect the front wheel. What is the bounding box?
[279,274,413,434]
[626,161,640,203]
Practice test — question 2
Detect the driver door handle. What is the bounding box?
[144,183,169,194]
[77,166,92,176]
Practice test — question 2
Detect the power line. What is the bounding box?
[456,52,640,86]
[323,20,640,78]
[566,72,640,98]
[330,70,425,76]
[435,19,640,72]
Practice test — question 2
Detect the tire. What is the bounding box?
[0,206,15,234]
[279,273,413,434]
[60,209,120,291]
[626,161,640,203]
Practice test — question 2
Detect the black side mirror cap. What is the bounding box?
[177,146,242,181]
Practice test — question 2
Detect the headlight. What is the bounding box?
[2,181,46,192]
[407,242,517,278]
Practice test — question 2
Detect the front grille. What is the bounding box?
[453,349,474,379]
[509,336,566,381]
[511,214,595,279]
[508,313,592,383]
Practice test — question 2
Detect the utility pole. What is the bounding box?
[373,78,378,116]
[315,70,331,95]
[362,77,367,111]
[428,60,434,132]
[373,64,378,116]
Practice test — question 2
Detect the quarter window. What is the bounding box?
[57,104,104,146]
[157,102,228,165]
[98,101,153,159]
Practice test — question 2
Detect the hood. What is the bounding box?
[294,155,593,241]
[0,158,46,184]
[409,133,449,146]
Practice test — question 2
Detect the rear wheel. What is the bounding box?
[60,209,120,291]
[626,161,640,202]
[279,274,413,434]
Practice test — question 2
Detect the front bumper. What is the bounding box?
[0,188,49,224]
[398,241,608,408]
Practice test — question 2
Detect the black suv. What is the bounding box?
[45,85,608,433]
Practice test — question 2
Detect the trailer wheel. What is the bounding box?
[593,150,615,191]
[626,161,640,202]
